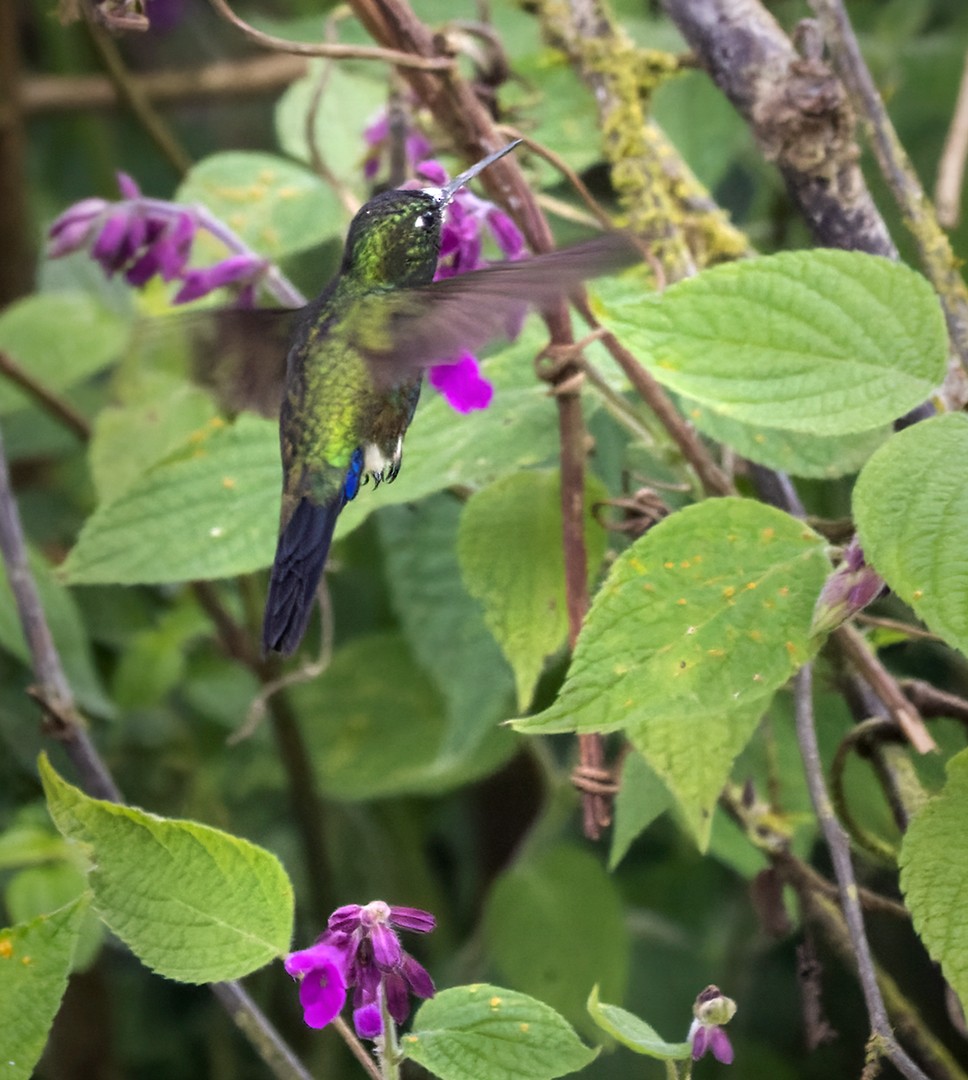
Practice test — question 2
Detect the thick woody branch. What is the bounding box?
[662,0,897,258]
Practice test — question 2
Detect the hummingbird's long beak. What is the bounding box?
[434,139,523,204]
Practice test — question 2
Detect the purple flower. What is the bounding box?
[286,901,436,1039]
[172,253,268,306]
[811,537,885,636]
[688,985,736,1066]
[363,109,432,183]
[691,1022,734,1064]
[429,354,494,413]
[284,943,348,1029]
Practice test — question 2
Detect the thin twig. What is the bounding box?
[900,679,968,726]
[0,350,92,441]
[79,0,193,176]
[211,983,314,1080]
[829,717,901,862]
[207,0,454,71]
[332,1015,382,1080]
[854,613,943,644]
[834,625,936,754]
[935,48,968,228]
[793,665,930,1080]
[808,0,968,408]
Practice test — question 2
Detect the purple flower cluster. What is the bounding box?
[362,110,433,183]
[284,901,436,1039]
[47,173,270,308]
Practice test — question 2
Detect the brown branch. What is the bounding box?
[900,679,968,726]
[662,0,897,258]
[807,0,968,408]
[21,55,309,114]
[345,0,616,837]
[0,2,35,302]
[207,0,454,71]
[0,350,92,442]
[77,0,192,175]
[935,48,968,229]
[834,625,936,754]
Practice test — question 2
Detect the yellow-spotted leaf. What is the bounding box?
[515,498,830,846]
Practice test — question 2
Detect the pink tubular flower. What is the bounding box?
[811,536,885,637]
[285,901,436,1039]
[284,943,348,1029]
[429,354,494,413]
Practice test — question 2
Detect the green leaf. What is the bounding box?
[900,747,968,1013]
[483,845,628,1037]
[378,498,517,770]
[0,547,113,717]
[336,322,567,537]
[296,632,513,799]
[0,292,126,414]
[176,151,343,260]
[458,471,607,710]
[599,250,947,436]
[62,414,279,584]
[404,983,598,1080]
[608,752,673,871]
[39,754,293,983]
[515,499,830,846]
[89,381,218,504]
[680,395,889,478]
[0,896,88,1080]
[587,984,691,1059]
[275,62,388,189]
[854,413,968,656]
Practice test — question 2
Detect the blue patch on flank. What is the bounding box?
[343,448,365,502]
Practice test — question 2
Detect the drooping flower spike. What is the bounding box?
[285,900,436,1039]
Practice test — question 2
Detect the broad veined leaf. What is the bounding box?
[89,380,218,505]
[0,896,89,1080]
[587,984,691,1059]
[275,62,388,189]
[609,752,673,871]
[62,414,279,585]
[378,498,517,767]
[900,748,968,1013]
[854,413,968,656]
[295,632,514,799]
[0,292,126,414]
[176,151,342,260]
[404,983,598,1080]
[458,470,607,711]
[39,755,293,983]
[483,845,628,1038]
[515,498,831,845]
[599,250,946,436]
[680,395,890,479]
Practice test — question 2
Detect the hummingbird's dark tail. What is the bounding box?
[262,496,341,656]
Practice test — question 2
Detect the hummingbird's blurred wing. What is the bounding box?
[136,306,301,419]
[352,232,640,384]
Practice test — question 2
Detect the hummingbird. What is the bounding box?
[186,140,637,656]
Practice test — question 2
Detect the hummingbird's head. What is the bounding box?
[341,188,445,290]
[340,139,523,290]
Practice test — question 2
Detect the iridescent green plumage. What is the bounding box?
[178,141,639,655]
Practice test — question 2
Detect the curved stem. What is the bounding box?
[207,0,453,71]
[793,665,930,1080]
